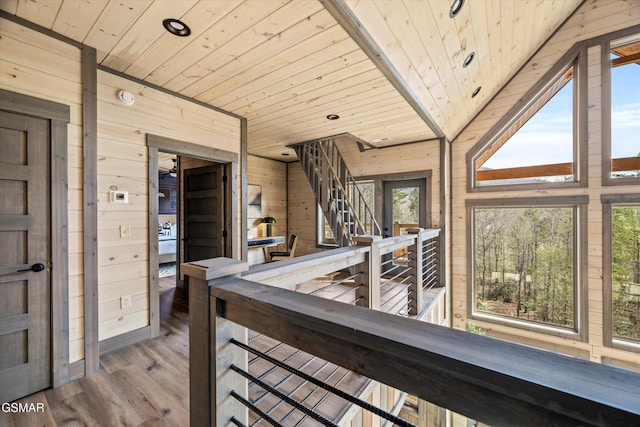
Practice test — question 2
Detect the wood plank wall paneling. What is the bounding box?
[451,0,640,366]
[97,70,241,342]
[0,17,85,363]
[247,155,287,265]
[286,162,324,257]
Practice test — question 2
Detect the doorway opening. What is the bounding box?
[156,152,228,319]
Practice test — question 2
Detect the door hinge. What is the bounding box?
[222,175,228,183]
[223,230,228,238]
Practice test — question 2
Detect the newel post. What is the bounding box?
[182,258,249,427]
[407,228,424,315]
[353,235,382,310]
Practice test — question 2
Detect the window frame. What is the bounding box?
[467,196,588,340]
[601,32,640,186]
[316,204,338,248]
[466,44,588,193]
[602,194,640,353]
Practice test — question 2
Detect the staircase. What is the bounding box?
[292,138,381,246]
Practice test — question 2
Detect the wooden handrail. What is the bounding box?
[210,277,640,427]
[477,156,640,181]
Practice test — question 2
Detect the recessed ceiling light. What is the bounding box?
[449,0,465,18]
[326,114,340,120]
[372,137,391,143]
[163,18,191,37]
[463,51,475,68]
[472,86,482,98]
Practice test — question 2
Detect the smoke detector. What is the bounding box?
[117,90,135,106]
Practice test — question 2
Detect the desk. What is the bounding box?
[248,236,285,263]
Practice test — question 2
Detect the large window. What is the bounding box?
[606,34,640,183]
[604,195,640,351]
[467,48,586,191]
[470,198,587,336]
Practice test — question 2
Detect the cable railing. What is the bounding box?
[185,258,640,426]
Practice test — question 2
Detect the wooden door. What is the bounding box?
[0,111,51,403]
[183,164,225,262]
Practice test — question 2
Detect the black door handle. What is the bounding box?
[18,263,46,272]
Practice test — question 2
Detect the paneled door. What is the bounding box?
[183,164,225,262]
[0,111,51,403]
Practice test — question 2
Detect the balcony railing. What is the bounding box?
[183,231,639,426]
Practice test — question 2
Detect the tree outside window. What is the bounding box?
[473,206,576,329]
[611,206,640,342]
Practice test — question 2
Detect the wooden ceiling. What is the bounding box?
[1,0,582,160]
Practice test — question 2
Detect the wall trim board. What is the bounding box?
[147,134,241,337]
[69,360,85,382]
[0,89,71,387]
[97,65,243,121]
[82,45,100,377]
[241,118,248,261]
[320,0,444,139]
[0,10,83,49]
[99,326,151,356]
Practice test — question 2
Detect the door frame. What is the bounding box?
[382,178,428,238]
[147,134,238,337]
[0,89,70,387]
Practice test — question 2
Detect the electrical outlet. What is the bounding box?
[120,295,132,309]
[119,225,130,238]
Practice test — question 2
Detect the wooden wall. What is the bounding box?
[247,155,287,264]
[287,161,321,257]
[0,17,85,363]
[450,0,640,367]
[97,70,241,341]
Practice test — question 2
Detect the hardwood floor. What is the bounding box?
[0,273,431,426]
[0,279,189,427]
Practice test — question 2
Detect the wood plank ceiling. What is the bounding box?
[1,0,582,160]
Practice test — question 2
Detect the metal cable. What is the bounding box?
[230,390,283,427]
[231,339,416,427]
[255,361,338,427]
[230,364,339,427]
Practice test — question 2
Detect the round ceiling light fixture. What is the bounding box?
[449,0,465,18]
[471,86,482,98]
[463,51,475,68]
[163,18,191,37]
[326,114,340,120]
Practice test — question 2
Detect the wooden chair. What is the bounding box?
[270,235,298,261]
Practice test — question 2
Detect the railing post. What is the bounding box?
[353,235,382,310]
[407,228,424,315]
[182,258,249,427]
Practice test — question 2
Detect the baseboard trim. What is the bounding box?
[99,326,151,356]
[69,359,85,381]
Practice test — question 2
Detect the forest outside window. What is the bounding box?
[603,196,640,352]
[605,34,640,183]
[467,47,586,191]
[470,197,587,336]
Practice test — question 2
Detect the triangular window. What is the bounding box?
[469,51,584,190]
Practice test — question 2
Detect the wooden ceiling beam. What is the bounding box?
[320,0,445,139]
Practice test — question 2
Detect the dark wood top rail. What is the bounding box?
[210,278,640,427]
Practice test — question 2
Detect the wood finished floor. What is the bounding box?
[0,277,189,427]
[0,273,432,426]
